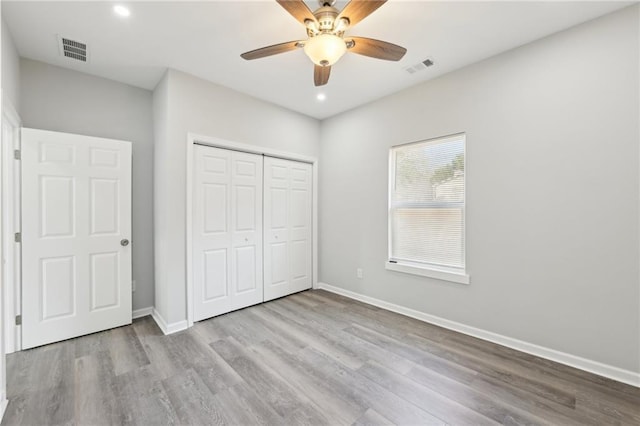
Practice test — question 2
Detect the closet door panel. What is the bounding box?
[264,157,312,301]
[193,146,262,321]
[289,162,312,291]
[193,146,232,321]
[230,151,263,310]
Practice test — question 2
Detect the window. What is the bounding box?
[387,133,468,284]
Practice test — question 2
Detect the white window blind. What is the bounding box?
[389,134,465,271]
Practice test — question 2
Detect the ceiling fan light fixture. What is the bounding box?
[241,0,407,86]
[303,33,346,66]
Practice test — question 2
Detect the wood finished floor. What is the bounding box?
[2,289,639,426]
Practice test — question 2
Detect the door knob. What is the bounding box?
[120,239,130,247]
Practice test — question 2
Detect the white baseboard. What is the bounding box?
[0,398,8,422]
[317,282,640,388]
[132,307,153,319]
[151,308,189,335]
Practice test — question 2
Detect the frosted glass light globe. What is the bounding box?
[304,34,347,67]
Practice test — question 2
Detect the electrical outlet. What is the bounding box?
[132,280,136,292]
[357,268,363,279]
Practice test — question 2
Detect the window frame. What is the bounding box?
[387,133,469,285]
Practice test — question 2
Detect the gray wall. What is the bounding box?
[319,6,639,373]
[2,17,20,112]
[153,69,320,324]
[151,71,170,321]
[20,59,155,311]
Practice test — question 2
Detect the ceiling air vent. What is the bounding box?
[404,57,435,74]
[58,36,88,63]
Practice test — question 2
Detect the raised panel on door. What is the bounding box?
[204,184,227,234]
[90,252,120,311]
[269,242,288,287]
[40,175,75,238]
[235,186,256,231]
[21,128,132,349]
[235,246,257,293]
[90,178,120,235]
[192,146,263,320]
[263,157,312,301]
[203,249,228,301]
[89,147,119,168]
[41,256,76,320]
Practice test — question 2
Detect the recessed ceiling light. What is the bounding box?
[114,5,130,17]
[316,93,326,101]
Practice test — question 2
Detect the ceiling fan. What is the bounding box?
[241,0,407,86]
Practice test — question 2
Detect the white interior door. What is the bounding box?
[264,157,312,301]
[192,145,263,321]
[21,128,132,349]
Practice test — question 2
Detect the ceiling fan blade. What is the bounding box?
[314,65,331,86]
[337,0,387,27]
[276,0,318,26]
[241,41,301,60]
[347,37,406,61]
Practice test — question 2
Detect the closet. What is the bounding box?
[192,144,312,321]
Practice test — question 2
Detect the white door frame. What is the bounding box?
[186,132,319,328]
[2,99,21,354]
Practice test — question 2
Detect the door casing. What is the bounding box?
[1,100,21,354]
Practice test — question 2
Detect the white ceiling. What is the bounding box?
[3,1,632,119]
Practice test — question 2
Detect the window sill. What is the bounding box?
[385,261,470,285]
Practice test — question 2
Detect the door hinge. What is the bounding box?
[15,315,21,326]
[14,232,21,243]
[13,150,20,160]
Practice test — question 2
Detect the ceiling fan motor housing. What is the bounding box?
[314,5,339,32]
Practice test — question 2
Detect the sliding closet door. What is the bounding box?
[192,145,263,321]
[264,157,312,301]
